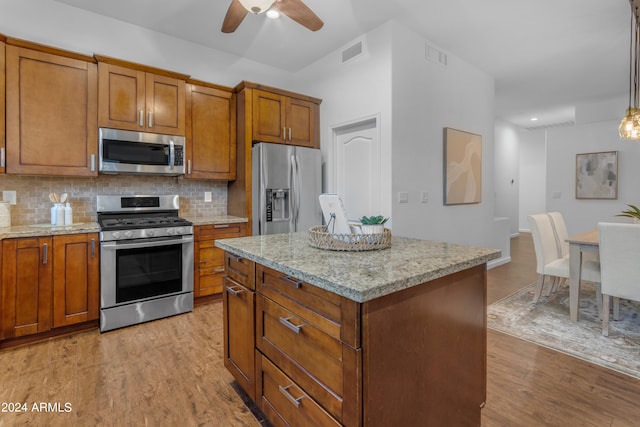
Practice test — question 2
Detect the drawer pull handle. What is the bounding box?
[279,316,303,334]
[279,384,304,408]
[226,286,244,297]
[214,268,226,273]
[281,275,302,288]
[228,254,241,262]
[214,224,230,229]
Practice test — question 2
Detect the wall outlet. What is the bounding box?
[398,191,409,204]
[421,191,429,203]
[2,191,16,205]
[204,191,212,202]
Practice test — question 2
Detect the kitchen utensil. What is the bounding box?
[49,192,57,203]
[60,193,68,203]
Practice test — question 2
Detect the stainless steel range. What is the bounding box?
[97,195,194,332]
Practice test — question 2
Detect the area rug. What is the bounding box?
[487,282,640,379]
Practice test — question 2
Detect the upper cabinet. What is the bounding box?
[5,39,98,176]
[251,86,320,148]
[0,35,6,174]
[96,56,188,136]
[185,80,236,180]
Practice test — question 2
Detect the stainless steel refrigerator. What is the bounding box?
[252,142,322,235]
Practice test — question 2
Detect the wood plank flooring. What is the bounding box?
[1,233,639,426]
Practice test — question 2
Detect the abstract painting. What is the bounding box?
[443,128,482,205]
[576,151,618,199]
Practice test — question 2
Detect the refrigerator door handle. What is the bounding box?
[291,154,300,231]
[259,147,267,234]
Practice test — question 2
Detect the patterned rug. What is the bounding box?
[487,282,640,379]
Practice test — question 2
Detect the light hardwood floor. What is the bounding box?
[1,234,639,426]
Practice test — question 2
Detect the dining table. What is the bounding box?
[566,229,599,322]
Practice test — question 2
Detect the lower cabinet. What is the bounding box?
[223,252,487,427]
[194,223,246,298]
[0,233,100,341]
[52,233,100,328]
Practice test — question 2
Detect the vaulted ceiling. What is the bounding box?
[53,0,630,129]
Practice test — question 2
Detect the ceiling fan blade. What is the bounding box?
[274,0,324,31]
[222,0,249,33]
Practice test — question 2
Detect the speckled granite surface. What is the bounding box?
[0,222,100,239]
[186,215,248,226]
[0,216,247,239]
[215,232,501,303]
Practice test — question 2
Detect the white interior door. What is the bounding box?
[335,117,380,221]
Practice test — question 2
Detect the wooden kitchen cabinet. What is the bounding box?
[185,81,236,180]
[194,222,246,298]
[228,82,321,230]
[0,237,53,339]
[252,88,318,148]
[96,56,188,136]
[223,253,256,400]
[1,232,99,342]
[5,39,98,176]
[0,35,5,174]
[52,233,100,328]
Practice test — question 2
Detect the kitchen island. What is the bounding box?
[215,232,500,427]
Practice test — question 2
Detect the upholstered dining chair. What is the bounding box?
[528,213,601,306]
[597,222,640,337]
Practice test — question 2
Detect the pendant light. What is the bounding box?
[620,2,640,139]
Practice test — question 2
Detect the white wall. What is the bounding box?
[0,0,295,89]
[494,120,520,236]
[389,23,500,251]
[295,24,394,225]
[518,129,546,231]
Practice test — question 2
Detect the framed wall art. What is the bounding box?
[575,151,618,199]
[443,127,482,205]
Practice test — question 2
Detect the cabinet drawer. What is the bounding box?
[198,246,224,269]
[224,252,255,290]
[256,264,359,347]
[258,354,340,427]
[257,295,347,421]
[197,223,246,239]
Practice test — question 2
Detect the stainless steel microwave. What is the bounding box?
[98,128,186,176]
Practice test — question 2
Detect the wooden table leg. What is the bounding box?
[569,243,582,322]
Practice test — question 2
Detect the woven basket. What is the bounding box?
[308,225,392,251]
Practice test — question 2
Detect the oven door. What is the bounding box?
[100,235,194,309]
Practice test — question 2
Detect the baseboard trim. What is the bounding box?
[488,256,511,270]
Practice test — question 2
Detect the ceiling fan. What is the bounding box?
[222,0,324,33]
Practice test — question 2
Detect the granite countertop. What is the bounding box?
[186,215,248,226]
[0,215,247,239]
[215,232,501,303]
[0,222,101,239]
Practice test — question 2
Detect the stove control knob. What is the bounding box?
[146,229,155,237]
[112,231,121,240]
[167,228,176,235]
[124,231,134,239]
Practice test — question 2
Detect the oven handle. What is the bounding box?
[101,236,193,251]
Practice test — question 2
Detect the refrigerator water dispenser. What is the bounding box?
[266,189,290,222]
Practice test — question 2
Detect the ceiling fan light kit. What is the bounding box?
[620,0,640,140]
[222,0,323,33]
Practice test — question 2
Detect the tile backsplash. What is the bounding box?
[0,175,228,226]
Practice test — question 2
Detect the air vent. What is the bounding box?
[342,41,363,63]
[524,120,575,131]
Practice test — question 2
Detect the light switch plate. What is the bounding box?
[204,191,212,202]
[398,191,409,204]
[2,191,16,205]
[421,191,429,203]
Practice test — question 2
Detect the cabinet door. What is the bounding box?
[5,46,98,176]
[253,89,285,143]
[0,38,5,174]
[146,73,185,135]
[98,62,146,131]
[0,237,53,339]
[186,84,236,179]
[52,233,99,328]
[286,97,316,148]
[223,276,256,400]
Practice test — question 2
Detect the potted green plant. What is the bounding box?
[358,215,389,234]
[617,204,640,223]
